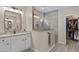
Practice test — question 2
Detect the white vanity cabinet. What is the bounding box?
[25,32,32,49]
[0,32,32,52]
[0,37,11,52]
[11,35,26,52]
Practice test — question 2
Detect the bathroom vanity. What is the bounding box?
[0,32,32,52]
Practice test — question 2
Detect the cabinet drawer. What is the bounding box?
[0,37,11,52]
[11,35,26,52]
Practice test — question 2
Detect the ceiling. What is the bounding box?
[33,6,65,13]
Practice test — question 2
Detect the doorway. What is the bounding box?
[66,16,78,43]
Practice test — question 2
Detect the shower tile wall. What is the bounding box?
[45,10,58,42]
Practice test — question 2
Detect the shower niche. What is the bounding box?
[4,7,22,33]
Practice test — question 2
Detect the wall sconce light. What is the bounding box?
[4,6,23,14]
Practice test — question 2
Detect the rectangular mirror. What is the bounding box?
[4,7,22,33]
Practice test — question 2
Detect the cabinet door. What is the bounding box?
[11,35,26,52]
[26,33,32,49]
[0,37,11,52]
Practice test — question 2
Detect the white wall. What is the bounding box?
[0,7,5,34]
[58,6,79,45]
[25,6,32,31]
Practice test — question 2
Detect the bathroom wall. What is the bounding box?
[58,6,79,45]
[0,7,5,34]
[45,10,58,42]
[25,6,32,31]
[0,6,32,34]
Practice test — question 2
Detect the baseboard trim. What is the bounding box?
[58,41,66,45]
[31,48,40,52]
[48,44,55,52]
[31,44,56,52]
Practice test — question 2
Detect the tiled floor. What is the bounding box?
[25,39,79,52]
[51,40,79,52]
[24,49,34,52]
